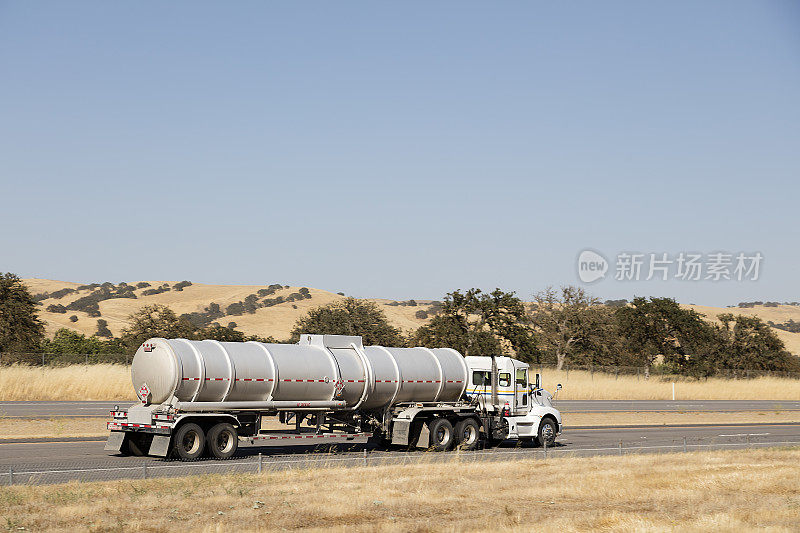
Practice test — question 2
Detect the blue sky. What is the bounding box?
[1,2,798,305]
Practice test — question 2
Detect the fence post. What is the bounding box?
[363,449,367,467]
[8,466,12,486]
[42,353,45,365]
[143,463,148,479]
[618,441,622,456]
[258,453,263,474]
[683,436,687,453]
[543,439,547,460]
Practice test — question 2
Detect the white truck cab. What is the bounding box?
[464,356,562,443]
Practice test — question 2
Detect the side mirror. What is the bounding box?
[535,373,541,390]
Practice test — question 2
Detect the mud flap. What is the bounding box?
[104,431,126,452]
[415,422,430,449]
[391,419,411,446]
[149,435,171,457]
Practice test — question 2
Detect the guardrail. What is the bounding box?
[4,433,800,486]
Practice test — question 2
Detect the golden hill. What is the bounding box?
[23,279,800,355]
[685,304,800,356]
[23,279,433,342]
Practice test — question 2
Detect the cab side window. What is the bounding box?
[472,371,490,387]
[499,373,511,387]
[516,369,527,387]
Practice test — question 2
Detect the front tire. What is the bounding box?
[427,418,454,451]
[207,423,238,459]
[536,418,557,448]
[454,418,481,451]
[173,423,205,461]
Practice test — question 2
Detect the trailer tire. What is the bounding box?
[173,423,205,461]
[207,423,238,459]
[427,418,454,451]
[536,417,557,448]
[454,418,481,451]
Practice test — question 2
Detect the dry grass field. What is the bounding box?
[542,369,800,400]
[2,364,799,401]
[0,417,111,439]
[0,364,134,401]
[24,279,800,355]
[1,448,799,532]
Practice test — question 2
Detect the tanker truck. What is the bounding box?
[105,334,562,460]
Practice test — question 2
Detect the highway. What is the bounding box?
[3,399,800,418]
[2,423,799,485]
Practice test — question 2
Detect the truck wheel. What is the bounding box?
[173,423,205,461]
[536,418,557,448]
[427,418,454,451]
[454,418,481,451]
[207,423,238,459]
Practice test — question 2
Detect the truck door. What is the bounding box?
[514,365,528,414]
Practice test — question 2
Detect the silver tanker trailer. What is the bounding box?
[105,334,562,460]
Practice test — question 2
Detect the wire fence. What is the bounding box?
[532,363,800,381]
[0,352,131,365]
[4,433,800,486]
[1,352,799,380]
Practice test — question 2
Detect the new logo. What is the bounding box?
[577,249,608,283]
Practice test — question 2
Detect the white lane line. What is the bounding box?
[718,433,770,437]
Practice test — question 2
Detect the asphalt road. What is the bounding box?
[2,423,799,485]
[3,400,800,418]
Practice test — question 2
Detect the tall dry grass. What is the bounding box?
[1,448,799,531]
[1,364,799,401]
[0,364,135,401]
[541,368,800,400]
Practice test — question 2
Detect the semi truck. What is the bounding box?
[105,334,562,460]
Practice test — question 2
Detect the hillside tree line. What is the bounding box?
[1,272,798,376]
